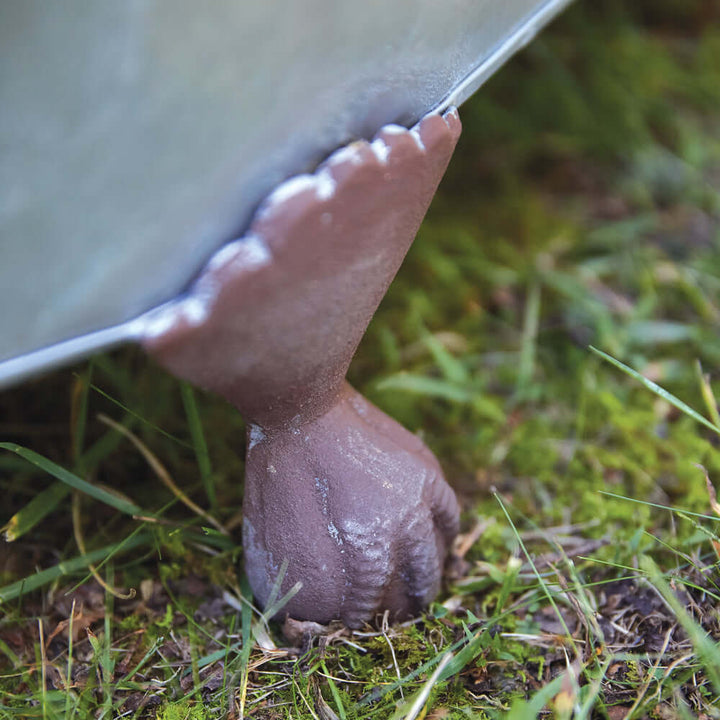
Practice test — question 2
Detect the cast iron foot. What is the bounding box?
[142,108,462,626]
[244,382,458,627]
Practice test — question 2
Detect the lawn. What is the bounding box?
[2,0,720,717]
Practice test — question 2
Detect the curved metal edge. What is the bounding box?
[0,320,142,389]
[0,0,574,390]
[435,0,575,113]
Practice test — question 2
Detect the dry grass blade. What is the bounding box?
[65,598,76,719]
[640,556,720,694]
[0,532,151,603]
[382,610,404,699]
[398,651,453,720]
[551,566,603,653]
[624,625,674,718]
[311,676,341,720]
[695,359,720,429]
[97,413,228,535]
[697,464,720,516]
[71,490,136,600]
[494,492,581,659]
[454,517,495,559]
[37,618,48,720]
[532,539,608,570]
[698,463,720,561]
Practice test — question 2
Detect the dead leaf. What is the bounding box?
[282,617,330,647]
[46,604,104,645]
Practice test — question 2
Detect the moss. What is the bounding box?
[156,700,208,720]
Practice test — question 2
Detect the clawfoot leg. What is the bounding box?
[142,108,462,626]
[243,383,459,627]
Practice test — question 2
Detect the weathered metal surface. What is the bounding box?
[0,0,572,385]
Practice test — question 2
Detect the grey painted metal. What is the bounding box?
[0,0,573,388]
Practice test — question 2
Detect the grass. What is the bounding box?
[2,0,720,716]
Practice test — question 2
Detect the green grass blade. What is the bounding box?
[0,637,21,668]
[516,275,541,397]
[193,642,242,672]
[423,332,470,385]
[2,481,71,542]
[0,533,151,603]
[88,382,192,448]
[321,661,348,720]
[0,443,143,517]
[506,673,565,720]
[598,491,720,523]
[437,629,489,682]
[180,381,216,511]
[625,320,697,346]
[262,581,303,621]
[377,373,470,403]
[376,373,505,422]
[494,493,579,655]
[589,347,720,436]
[640,556,720,693]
